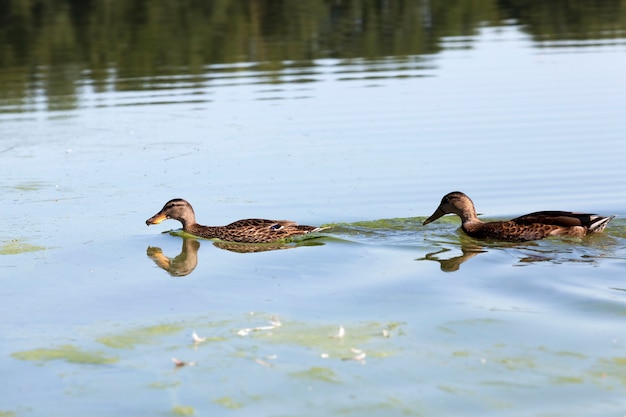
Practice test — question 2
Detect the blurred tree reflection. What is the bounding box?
[0,0,624,111]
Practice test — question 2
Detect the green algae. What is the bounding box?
[289,366,341,384]
[149,381,181,389]
[552,376,584,384]
[251,320,401,358]
[592,357,626,385]
[213,396,244,409]
[552,350,587,359]
[612,357,626,366]
[496,356,537,371]
[11,344,118,365]
[97,324,186,349]
[347,217,425,230]
[171,405,195,416]
[10,181,49,191]
[233,318,403,366]
[0,240,47,255]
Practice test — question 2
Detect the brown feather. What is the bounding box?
[146,198,327,244]
[424,192,614,242]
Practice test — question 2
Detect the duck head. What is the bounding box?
[146,198,196,228]
[423,191,478,225]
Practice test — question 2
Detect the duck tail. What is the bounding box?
[589,215,615,233]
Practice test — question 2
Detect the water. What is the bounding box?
[2,1,626,416]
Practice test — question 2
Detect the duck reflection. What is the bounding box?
[418,234,618,271]
[215,236,325,253]
[147,238,201,277]
[417,243,486,272]
[213,240,297,253]
[147,236,325,276]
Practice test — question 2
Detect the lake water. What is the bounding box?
[2,1,626,416]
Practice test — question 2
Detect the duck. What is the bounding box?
[423,191,615,242]
[146,198,328,244]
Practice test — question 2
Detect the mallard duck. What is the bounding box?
[146,198,328,244]
[423,191,615,242]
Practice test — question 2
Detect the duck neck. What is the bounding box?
[457,205,481,225]
[460,212,480,224]
[177,212,197,231]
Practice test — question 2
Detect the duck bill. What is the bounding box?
[146,213,167,225]
[423,208,446,225]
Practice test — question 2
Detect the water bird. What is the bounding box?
[423,191,614,242]
[146,198,328,244]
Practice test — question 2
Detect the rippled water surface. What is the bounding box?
[2,1,626,416]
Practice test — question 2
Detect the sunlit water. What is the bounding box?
[2,12,626,417]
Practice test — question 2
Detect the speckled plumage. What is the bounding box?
[146,198,327,244]
[423,191,614,242]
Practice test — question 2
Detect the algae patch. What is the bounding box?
[245,319,401,361]
[552,376,584,384]
[1,240,47,255]
[256,321,394,348]
[11,345,118,365]
[213,396,244,409]
[171,405,195,416]
[97,324,186,349]
[348,217,424,230]
[290,366,341,384]
[10,181,49,191]
[149,381,182,390]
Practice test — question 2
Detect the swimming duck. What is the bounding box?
[146,198,328,244]
[423,191,614,242]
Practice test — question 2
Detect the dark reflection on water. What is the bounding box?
[147,234,326,276]
[499,0,626,42]
[417,244,486,272]
[1,0,625,113]
[418,232,625,271]
[331,218,626,271]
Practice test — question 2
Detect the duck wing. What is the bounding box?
[511,211,600,227]
[511,211,615,234]
[219,219,324,243]
[225,219,297,229]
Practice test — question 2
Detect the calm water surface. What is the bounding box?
[2,1,626,416]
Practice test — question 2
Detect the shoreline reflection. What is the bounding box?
[2,1,625,115]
